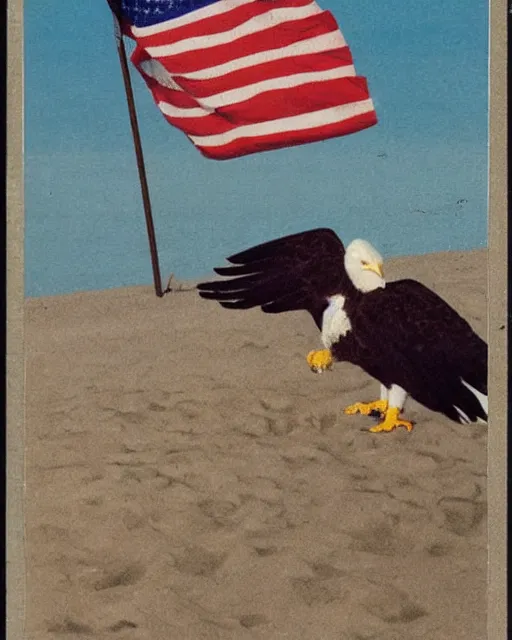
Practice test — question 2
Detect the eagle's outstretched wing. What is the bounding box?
[197,228,349,329]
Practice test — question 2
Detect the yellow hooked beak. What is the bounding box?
[363,262,384,278]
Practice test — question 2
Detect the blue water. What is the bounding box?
[25,134,488,298]
[24,0,489,298]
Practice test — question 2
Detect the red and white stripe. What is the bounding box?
[124,0,377,160]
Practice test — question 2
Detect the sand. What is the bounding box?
[24,249,488,640]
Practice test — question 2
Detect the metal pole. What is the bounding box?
[110,8,165,297]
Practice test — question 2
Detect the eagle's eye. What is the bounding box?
[361,260,369,266]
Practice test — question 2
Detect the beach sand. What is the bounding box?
[25,249,488,640]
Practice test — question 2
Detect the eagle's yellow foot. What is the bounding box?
[306,349,333,373]
[369,407,414,433]
[344,399,389,416]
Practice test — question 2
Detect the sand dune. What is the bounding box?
[25,249,487,640]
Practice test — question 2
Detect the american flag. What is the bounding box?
[117,0,377,160]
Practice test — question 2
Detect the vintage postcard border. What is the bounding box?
[6,1,507,637]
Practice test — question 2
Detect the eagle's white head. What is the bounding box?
[344,239,386,292]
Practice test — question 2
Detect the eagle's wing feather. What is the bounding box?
[351,279,487,421]
[197,228,348,329]
[214,257,281,277]
[224,227,341,264]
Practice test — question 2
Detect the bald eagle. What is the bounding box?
[197,228,488,433]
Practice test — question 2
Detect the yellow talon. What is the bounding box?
[369,407,414,433]
[344,399,389,416]
[306,349,333,373]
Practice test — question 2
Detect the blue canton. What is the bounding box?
[121,0,222,27]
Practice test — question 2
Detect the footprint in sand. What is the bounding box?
[197,498,240,527]
[237,395,301,436]
[259,394,294,413]
[239,340,270,352]
[437,496,487,536]
[106,620,138,632]
[47,618,94,634]
[237,414,270,437]
[93,563,145,591]
[253,545,279,557]
[121,509,147,531]
[308,561,346,579]
[148,402,167,412]
[267,416,298,436]
[290,560,349,606]
[291,575,348,606]
[239,613,268,629]
[173,545,227,577]
[241,414,297,437]
[101,407,147,425]
[304,412,338,433]
[362,586,428,624]
[173,399,203,419]
[425,541,452,557]
[347,517,403,557]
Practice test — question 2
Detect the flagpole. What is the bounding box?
[108,3,165,298]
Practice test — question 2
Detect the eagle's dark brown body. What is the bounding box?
[197,228,488,424]
[330,281,487,423]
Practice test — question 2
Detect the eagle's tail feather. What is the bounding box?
[444,377,488,424]
[460,378,488,419]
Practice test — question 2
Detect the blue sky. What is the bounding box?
[24,1,489,297]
